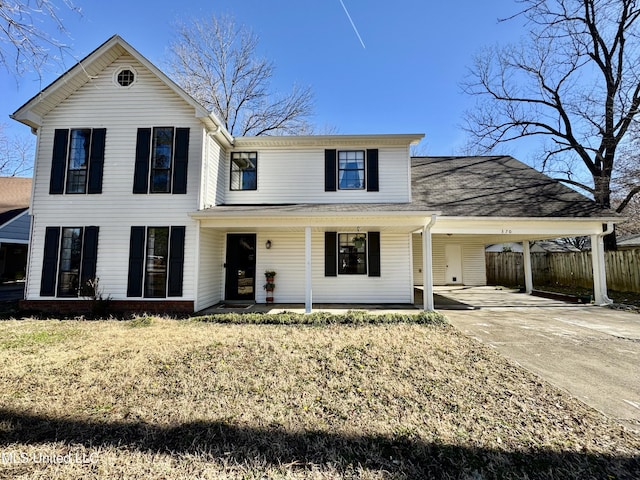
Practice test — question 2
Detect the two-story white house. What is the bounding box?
[11,36,619,314]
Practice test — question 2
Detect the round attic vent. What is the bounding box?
[116,68,135,87]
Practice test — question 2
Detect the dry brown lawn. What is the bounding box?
[0,316,638,479]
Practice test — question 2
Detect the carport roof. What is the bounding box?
[411,156,617,218]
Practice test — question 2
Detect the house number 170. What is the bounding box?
[501,229,513,234]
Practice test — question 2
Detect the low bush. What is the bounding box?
[190,310,448,326]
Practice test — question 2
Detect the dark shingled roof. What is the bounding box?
[0,177,31,226]
[202,156,616,219]
[411,156,615,218]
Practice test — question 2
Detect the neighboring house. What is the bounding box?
[10,35,619,313]
[617,234,640,250]
[0,177,32,283]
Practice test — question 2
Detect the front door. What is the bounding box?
[445,244,463,284]
[225,234,256,300]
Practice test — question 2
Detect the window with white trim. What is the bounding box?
[338,233,367,274]
[338,151,365,190]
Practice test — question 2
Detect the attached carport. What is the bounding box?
[411,156,621,309]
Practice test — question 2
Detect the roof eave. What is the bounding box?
[190,209,441,219]
[234,133,425,149]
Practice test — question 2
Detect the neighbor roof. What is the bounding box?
[618,233,640,247]
[0,177,32,226]
[411,156,617,218]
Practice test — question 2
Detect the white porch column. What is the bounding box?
[522,240,533,294]
[590,233,612,305]
[422,215,437,311]
[305,227,312,313]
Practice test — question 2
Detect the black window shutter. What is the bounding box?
[367,149,379,192]
[127,226,146,297]
[368,231,381,277]
[87,129,106,194]
[324,231,337,277]
[80,226,99,293]
[40,227,60,296]
[133,128,151,194]
[168,226,185,296]
[50,129,69,194]
[173,128,189,194]
[324,149,336,192]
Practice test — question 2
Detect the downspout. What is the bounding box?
[592,222,615,305]
[422,214,437,311]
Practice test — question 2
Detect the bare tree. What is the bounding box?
[462,0,640,248]
[613,135,640,234]
[0,0,80,76]
[166,14,314,136]
[0,124,34,176]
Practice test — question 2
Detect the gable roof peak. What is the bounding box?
[10,34,232,144]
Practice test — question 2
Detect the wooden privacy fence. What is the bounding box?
[486,250,640,293]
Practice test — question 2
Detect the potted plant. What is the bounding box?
[353,234,366,249]
[264,271,276,303]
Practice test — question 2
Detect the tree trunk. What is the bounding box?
[593,174,617,251]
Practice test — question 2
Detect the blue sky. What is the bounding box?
[2,0,530,170]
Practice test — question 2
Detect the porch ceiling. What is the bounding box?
[430,217,612,239]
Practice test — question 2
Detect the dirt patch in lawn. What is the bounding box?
[535,284,640,313]
[0,317,638,479]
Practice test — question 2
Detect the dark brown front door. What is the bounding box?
[225,234,256,301]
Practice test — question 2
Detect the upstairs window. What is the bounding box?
[151,127,174,193]
[50,128,106,195]
[324,149,378,192]
[66,129,91,193]
[230,152,258,190]
[338,151,365,190]
[133,127,190,194]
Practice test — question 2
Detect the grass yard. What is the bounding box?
[0,314,638,479]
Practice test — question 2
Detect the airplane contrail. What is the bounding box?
[338,0,366,49]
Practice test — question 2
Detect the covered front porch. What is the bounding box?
[190,207,439,313]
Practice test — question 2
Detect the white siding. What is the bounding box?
[412,233,424,286]
[430,236,487,286]
[196,228,224,310]
[27,54,204,301]
[254,231,306,303]
[223,147,410,204]
[312,231,412,303]
[201,134,226,208]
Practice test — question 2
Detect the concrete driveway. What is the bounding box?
[440,286,640,432]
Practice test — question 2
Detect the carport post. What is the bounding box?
[591,228,613,305]
[422,215,437,311]
[522,241,533,294]
[305,227,312,313]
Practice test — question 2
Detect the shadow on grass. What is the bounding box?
[0,408,638,479]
